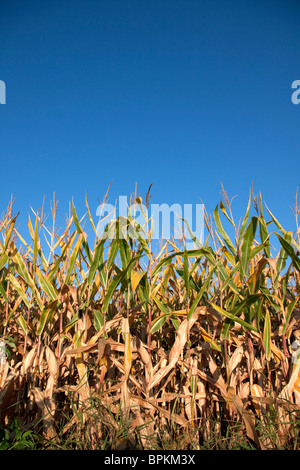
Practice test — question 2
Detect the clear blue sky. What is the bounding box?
[0,0,300,247]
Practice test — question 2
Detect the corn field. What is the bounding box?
[0,187,300,450]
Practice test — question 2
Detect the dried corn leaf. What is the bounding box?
[226,387,265,450]
[148,308,200,391]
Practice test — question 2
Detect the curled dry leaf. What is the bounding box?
[148,308,200,391]
[250,383,265,416]
[45,346,58,377]
[226,388,266,450]
[131,394,188,427]
[279,359,300,400]
[227,345,244,378]
[21,345,38,375]
[29,386,56,439]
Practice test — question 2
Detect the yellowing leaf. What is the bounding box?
[130,270,145,292]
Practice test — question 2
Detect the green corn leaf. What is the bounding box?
[213,204,236,256]
[259,196,271,258]
[64,233,83,284]
[265,205,285,235]
[11,244,33,286]
[240,216,258,280]
[250,242,268,260]
[171,316,180,331]
[7,273,31,308]
[276,231,292,275]
[137,274,150,303]
[190,374,198,398]
[238,192,251,245]
[282,295,299,336]
[97,260,107,288]
[85,193,98,236]
[102,253,143,313]
[150,314,169,333]
[222,247,236,267]
[72,203,92,264]
[16,314,28,335]
[107,238,119,271]
[36,268,59,301]
[9,251,43,309]
[219,200,235,227]
[210,302,258,332]
[220,317,235,340]
[33,211,39,273]
[36,300,59,336]
[151,248,209,278]
[0,281,8,302]
[88,239,105,285]
[205,252,241,296]
[152,295,170,314]
[263,309,271,361]
[48,240,72,281]
[219,262,240,293]
[174,270,198,293]
[181,216,203,249]
[102,270,124,313]
[62,312,79,334]
[0,253,9,271]
[3,215,18,252]
[5,298,24,326]
[232,294,262,317]
[119,238,131,276]
[281,263,292,300]
[183,247,190,300]
[93,310,104,332]
[72,201,83,234]
[188,267,216,319]
[254,297,264,329]
[276,233,300,273]
[266,205,300,252]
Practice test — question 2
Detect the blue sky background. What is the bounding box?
[0,0,300,251]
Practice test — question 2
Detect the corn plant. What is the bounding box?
[0,187,299,450]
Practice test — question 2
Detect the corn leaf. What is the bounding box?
[263,309,271,361]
